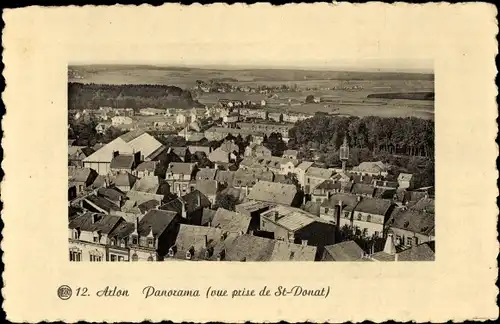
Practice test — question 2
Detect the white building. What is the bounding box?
[111,116,133,127]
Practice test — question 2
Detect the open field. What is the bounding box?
[69,65,434,119]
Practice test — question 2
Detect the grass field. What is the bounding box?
[68,65,434,119]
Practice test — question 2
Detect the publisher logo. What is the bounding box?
[57,285,72,300]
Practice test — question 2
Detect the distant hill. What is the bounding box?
[68,65,434,85]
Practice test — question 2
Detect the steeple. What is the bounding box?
[339,136,349,173]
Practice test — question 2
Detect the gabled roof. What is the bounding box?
[84,195,121,213]
[305,167,333,179]
[132,176,168,194]
[71,167,96,183]
[397,242,435,261]
[219,140,239,153]
[196,168,217,180]
[138,200,161,214]
[138,209,179,237]
[270,241,317,261]
[323,241,364,261]
[283,149,299,158]
[110,154,135,169]
[114,172,138,187]
[108,221,135,239]
[233,169,274,187]
[353,161,387,173]
[351,183,375,197]
[97,187,127,202]
[212,208,252,234]
[320,193,360,211]
[136,161,157,172]
[390,197,435,236]
[246,181,297,206]
[167,162,196,175]
[196,179,218,196]
[83,131,162,163]
[201,208,216,226]
[69,212,122,234]
[296,161,314,171]
[315,180,342,191]
[215,170,235,185]
[126,190,164,205]
[354,198,393,216]
[261,205,329,232]
[169,147,189,158]
[160,190,211,214]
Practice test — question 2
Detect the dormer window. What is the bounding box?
[110,238,116,246]
[132,235,138,245]
[147,238,154,248]
[120,239,127,248]
[168,245,177,257]
[217,249,226,261]
[185,251,192,260]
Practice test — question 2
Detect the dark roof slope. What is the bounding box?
[69,212,122,234]
[138,209,178,237]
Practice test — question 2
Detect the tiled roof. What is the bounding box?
[97,187,127,202]
[323,241,364,261]
[373,188,397,199]
[353,161,387,173]
[110,154,135,169]
[246,181,297,206]
[84,195,121,212]
[219,140,239,153]
[390,197,435,236]
[136,161,157,172]
[397,242,435,261]
[69,212,122,234]
[138,199,161,214]
[91,175,107,189]
[161,190,211,214]
[261,205,328,232]
[71,167,95,183]
[351,183,375,196]
[305,167,333,179]
[316,180,342,191]
[167,162,196,175]
[169,147,189,158]
[233,169,274,187]
[320,193,360,211]
[196,179,218,196]
[296,161,314,171]
[196,168,217,180]
[235,200,275,213]
[126,190,164,205]
[138,209,178,237]
[201,208,216,226]
[283,150,298,157]
[223,234,276,261]
[120,130,146,142]
[270,241,317,261]
[354,197,393,216]
[371,251,396,261]
[114,172,138,187]
[108,221,135,239]
[212,208,252,233]
[132,176,169,194]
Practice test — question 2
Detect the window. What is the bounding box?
[132,253,138,261]
[374,231,379,238]
[132,236,138,245]
[147,256,154,261]
[396,235,402,246]
[110,255,117,262]
[110,239,116,246]
[118,256,124,262]
[344,212,350,218]
[147,239,154,248]
[90,254,102,262]
[324,208,329,214]
[357,213,362,220]
[69,250,82,262]
[307,178,310,184]
[407,237,413,246]
[366,215,372,222]
[414,237,419,246]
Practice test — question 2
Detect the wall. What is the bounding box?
[68,239,107,262]
[295,222,336,247]
[83,161,111,175]
[351,211,385,237]
[390,227,433,248]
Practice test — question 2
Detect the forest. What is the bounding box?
[68,82,203,110]
[288,115,435,189]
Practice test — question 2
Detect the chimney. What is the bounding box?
[357,196,362,202]
[180,199,187,218]
[204,235,208,248]
[395,253,399,262]
[245,186,249,196]
[301,239,308,246]
[207,221,211,227]
[197,192,201,208]
[383,233,396,255]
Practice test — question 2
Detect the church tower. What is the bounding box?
[339,136,349,173]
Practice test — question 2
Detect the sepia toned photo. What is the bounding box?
[3,4,497,323]
[67,64,435,262]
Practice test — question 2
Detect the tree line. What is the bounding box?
[68,82,203,111]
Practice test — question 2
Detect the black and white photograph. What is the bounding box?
[67,63,435,262]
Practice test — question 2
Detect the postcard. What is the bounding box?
[2,3,498,323]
